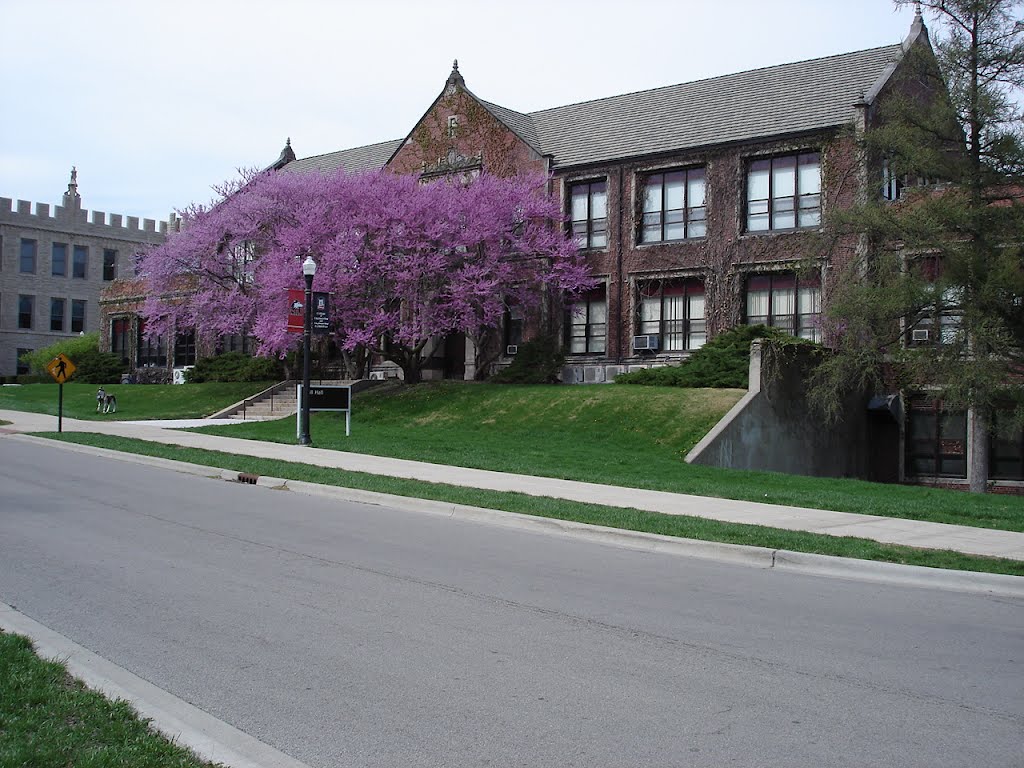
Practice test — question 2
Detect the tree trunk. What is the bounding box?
[968,406,989,494]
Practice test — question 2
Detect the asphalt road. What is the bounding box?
[1,438,1022,768]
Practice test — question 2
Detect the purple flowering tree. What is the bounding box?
[139,169,592,382]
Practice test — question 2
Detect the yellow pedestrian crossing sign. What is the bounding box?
[46,354,76,383]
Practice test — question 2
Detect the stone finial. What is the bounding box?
[446,58,465,93]
[269,137,296,171]
[904,0,928,50]
[63,165,81,209]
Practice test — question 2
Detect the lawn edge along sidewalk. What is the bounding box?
[0,603,314,768]
[15,433,1024,599]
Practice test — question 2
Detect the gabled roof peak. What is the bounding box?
[446,59,465,94]
[904,1,929,51]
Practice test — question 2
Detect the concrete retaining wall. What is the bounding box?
[686,341,869,479]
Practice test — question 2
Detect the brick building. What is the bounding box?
[0,170,176,377]
[272,17,929,386]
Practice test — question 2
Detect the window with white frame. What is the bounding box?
[570,181,608,249]
[640,168,706,243]
[906,257,962,347]
[569,289,607,354]
[637,279,706,351]
[745,272,821,341]
[746,152,821,231]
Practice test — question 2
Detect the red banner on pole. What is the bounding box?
[287,289,304,334]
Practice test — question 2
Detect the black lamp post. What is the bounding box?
[299,255,316,446]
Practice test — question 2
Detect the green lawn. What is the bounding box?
[191,381,1024,532]
[0,631,222,768]
[0,382,273,421]
[40,432,1024,577]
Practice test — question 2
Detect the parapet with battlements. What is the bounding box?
[0,195,180,243]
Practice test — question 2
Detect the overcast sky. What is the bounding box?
[1,0,922,222]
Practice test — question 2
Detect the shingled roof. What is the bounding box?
[283,42,905,174]
[532,44,903,168]
[282,138,403,175]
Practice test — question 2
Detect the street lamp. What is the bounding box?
[298,254,316,446]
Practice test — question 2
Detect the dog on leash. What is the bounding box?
[96,387,117,414]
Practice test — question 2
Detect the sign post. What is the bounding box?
[296,384,352,438]
[45,353,77,433]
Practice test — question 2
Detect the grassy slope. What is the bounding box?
[191,381,1024,532]
[0,631,221,767]
[0,382,273,421]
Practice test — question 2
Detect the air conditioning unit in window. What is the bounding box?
[632,334,660,351]
[505,344,518,356]
[911,328,930,342]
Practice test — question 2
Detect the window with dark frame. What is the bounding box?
[745,272,821,341]
[52,243,67,276]
[905,395,967,479]
[71,300,86,333]
[174,331,196,367]
[137,319,166,367]
[569,181,608,249]
[504,304,524,349]
[72,245,88,279]
[640,168,706,243]
[637,279,706,351]
[50,298,65,332]
[18,295,33,329]
[103,249,117,281]
[568,288,607,355]
[746,152,821,231]
[20,239,36,273]
[111,317,131,365]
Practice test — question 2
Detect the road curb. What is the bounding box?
[16,433,1024,598]
[0,602,314,768]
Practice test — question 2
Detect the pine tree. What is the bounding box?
[812,0,1024,491]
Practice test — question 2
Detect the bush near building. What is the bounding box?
[615,325,817,389]
[19,333,124,384]
[184,352,284,383]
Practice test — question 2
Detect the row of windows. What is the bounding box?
[112,318,196,368]
[16,239,118,280]
[906,397,1024,481]
[569,152,822,249]
[13,295,87,332]
[567,271,820,355]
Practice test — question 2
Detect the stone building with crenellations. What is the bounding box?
[0,169,178,378]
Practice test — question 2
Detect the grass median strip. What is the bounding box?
[190,383,1024,533]
[0,630,222,768]
[38,431,1024,578]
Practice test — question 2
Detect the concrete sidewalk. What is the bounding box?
[3,408,1023,562]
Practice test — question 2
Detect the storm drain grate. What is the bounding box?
[237,473,259,485]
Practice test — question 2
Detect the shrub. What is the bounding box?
[185,352,284,383]
[490,334,565,384]
[19,333,125,384]
[74,349,127,384]
[615,325,814,388]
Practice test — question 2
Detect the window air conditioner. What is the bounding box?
[632,334,659,351]
[506,344,518,356]
[911,328,930,342]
